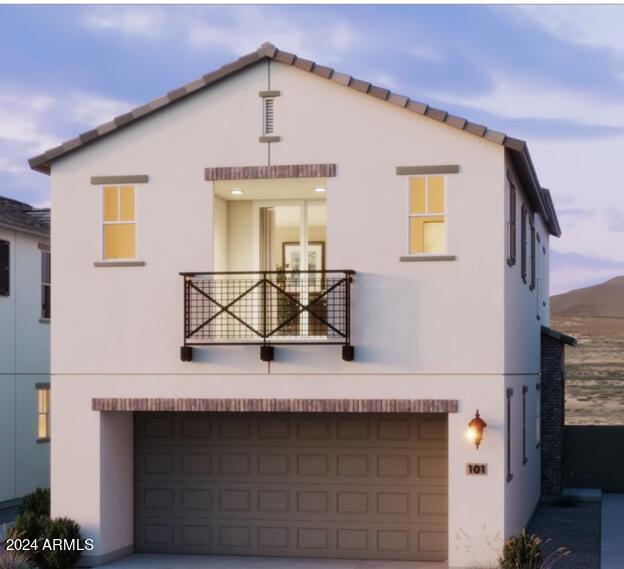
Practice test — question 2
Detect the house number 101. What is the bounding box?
[466,463,488,475]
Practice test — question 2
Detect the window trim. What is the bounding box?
[36,384,50,443]
[507,174,516,267]
[520,205,527,284]
[522,385,528,465]
[536,383,542,449]
[0,238,9,296]
[100,184,139,262]
[529,215,536,291]
[506,387,514,482]
[41,249,51,320]
[407,175,447,256]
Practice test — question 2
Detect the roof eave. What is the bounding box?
[0,222,50,239]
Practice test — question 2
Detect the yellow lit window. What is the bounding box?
[37,386,50,441]
[102,185,136,260]
[409,176,446,254]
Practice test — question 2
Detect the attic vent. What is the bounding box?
[263,98,275,135]
[0,239,9,296]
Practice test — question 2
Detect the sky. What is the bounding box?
[0,4,623,294]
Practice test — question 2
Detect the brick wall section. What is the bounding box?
[92,398,458,413]
[541,334,566,496]
[204,164,336,181]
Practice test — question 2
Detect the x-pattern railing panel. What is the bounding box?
[182,270,354,346]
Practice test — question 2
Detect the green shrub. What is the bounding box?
[12,512,46,544]
[19,489,50,518]
[39,517,84,569]
[499,531,543,569]
[0,549,35,569]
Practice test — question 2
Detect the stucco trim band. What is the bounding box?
[93,261,146,267]
[205,163,336,181]
[396,165,460,175]
[92,398,458,413]
[399,255,457,262]
[90,175,149,185]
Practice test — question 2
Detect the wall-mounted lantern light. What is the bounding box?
[466,410,487,449]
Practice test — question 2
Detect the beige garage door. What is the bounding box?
[134,412,448,561]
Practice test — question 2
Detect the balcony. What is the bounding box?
[180,270,355,361]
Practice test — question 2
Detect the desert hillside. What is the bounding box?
[551,276,624,425]
[552,275,624,318]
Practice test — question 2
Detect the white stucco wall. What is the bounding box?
[0,226,50,503]
[46,59,548,567]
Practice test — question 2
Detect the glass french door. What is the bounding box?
[255,200,327,339]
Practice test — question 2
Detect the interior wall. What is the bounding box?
[227,201,253,271]
[213,196,228,272]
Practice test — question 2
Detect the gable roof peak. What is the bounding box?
[27,43,561,236]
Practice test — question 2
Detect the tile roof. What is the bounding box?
[0,195,50,236]
[28,42,561,236]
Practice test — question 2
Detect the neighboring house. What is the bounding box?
[29,43,564,568]
[0,196,50,509]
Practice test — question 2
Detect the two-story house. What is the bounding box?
[0,196,51,512]
[29,43,562,568]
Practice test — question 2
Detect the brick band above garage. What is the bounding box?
[205,163,336,181]
[92,398,458,413]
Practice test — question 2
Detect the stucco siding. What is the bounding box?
[50,60,506,377]
[0,227,50,503]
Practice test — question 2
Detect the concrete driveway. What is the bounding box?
[101,554,447,569]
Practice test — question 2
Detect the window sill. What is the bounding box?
[399,255,456,262]
[36,437,50,444]
[94,261,146,267]
[39,318,50,324]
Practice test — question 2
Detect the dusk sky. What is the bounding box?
[1,4,622,294]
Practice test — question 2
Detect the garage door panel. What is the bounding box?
[136,414,447,449]
[136,447,448,485]
[136,483,446,525]
[135,412,448,561]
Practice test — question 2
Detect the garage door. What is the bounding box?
[134,412,448,561]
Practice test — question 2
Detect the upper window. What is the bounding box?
[0,239,9,296]
[408,176,446,255]
[37,385,50,442]
[102,185,136,260]
[507,176,516,266]
[41,249,51,319]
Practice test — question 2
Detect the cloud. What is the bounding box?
[421,74,624,130]
[82,7,166,39]
[185,6,359,63]
[517,6,624,55]
[606,208,624,233]
[558,208,593,217]
[0,82,133,206]
[550,250,624,294]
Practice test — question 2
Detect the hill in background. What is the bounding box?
[551,276,624,425]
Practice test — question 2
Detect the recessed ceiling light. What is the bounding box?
[230,189,244,195]
[314,187,326,193]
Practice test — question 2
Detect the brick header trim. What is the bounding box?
[92,398,458,413]
[205,164,336,181]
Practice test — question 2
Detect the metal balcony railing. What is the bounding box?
[180,270,355,361]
